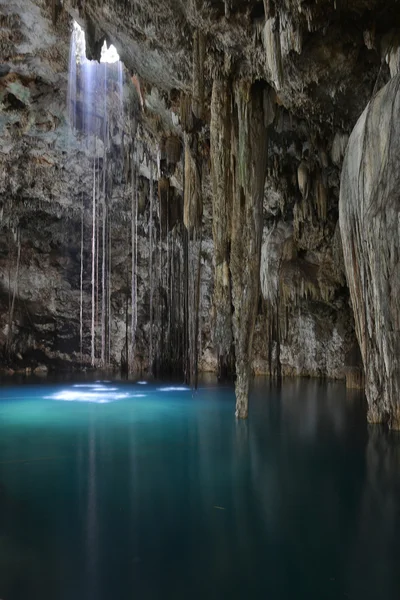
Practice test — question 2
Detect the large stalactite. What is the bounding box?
[211,78,269,417]
[210,78,234,376]
[183,131,203,386]
[340,74,400,429]
[230,81,268,418]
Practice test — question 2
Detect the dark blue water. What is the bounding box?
[0,377,400,600]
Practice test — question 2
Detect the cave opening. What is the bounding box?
[67,21,126,370]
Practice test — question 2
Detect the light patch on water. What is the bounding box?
[137,381,148,385]
[73,384,98,388]
[157,386,190,392]
[48,388,129,403]
[72,384,117,391]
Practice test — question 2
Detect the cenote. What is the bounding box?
[2,1,400,599]
[1,378,400,600]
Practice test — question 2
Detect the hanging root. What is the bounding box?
[183,133,203,233]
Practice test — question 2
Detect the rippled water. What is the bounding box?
[0,377,399,600]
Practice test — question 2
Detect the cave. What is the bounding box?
[1,0,400,598]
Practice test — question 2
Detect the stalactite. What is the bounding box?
[157,176,163,377]
[131,160,137,373]
[167,196,171,366]
[210,77,234,376]
[314,170,328,222]
[6,227,21,356]
[187,226,203,387]
[148,160,154,374]
[181,127,204,385]
[182,138,190,382]
[183,225,190,382]
[262,0,271,18]
[158,177,170,234]
[124,270,129,374]
[263,17,284,90]
[165,136,181,170]
[170,229,176,372]
[340,74,400,428]
[193,228,202,388]
[209,77,271,413]
[297,160,309,200]
[331,131,349,166]
[159,137,166,169]
[267,302,273,376]
[275,297,282,380]
[134,168,138,354]
[188,229,195,386]
[49,0,61,25]
[192,29,206,120]
[180,92,194,132]
[230,81,269,418]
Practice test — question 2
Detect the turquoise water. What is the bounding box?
[0,377,400,600]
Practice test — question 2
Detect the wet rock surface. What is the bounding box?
[340,74,400,428]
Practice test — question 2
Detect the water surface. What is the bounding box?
[0,377,399,600]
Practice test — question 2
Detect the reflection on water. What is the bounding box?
[0,378,400,599]
[50,385,130,403]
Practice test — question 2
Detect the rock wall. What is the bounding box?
[0,0,208,376]
[340,75,400,428]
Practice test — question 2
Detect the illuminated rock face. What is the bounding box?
[340,75,400,429]
[1,0,399,419]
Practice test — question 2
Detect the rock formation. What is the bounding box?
[340,74,400,428]
[0,0,399,422]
